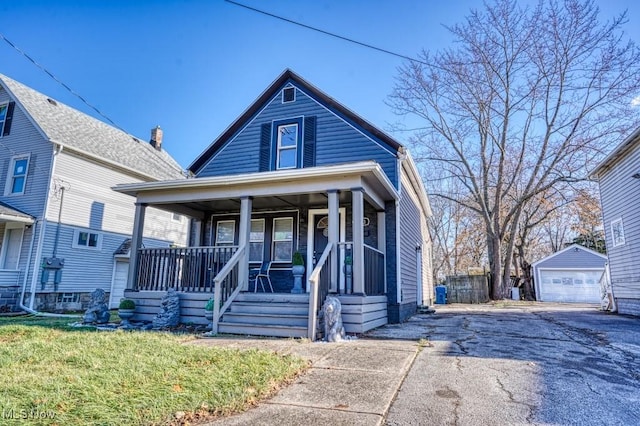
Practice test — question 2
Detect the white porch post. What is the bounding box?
[127,203,146,290]
[328,190,339,293]
[352,188,365,295]
[377,211,387,293]
[238,196,252,291]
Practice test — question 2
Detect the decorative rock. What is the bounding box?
[152,288,181,329]
[323,296,345,342]
[83,289,111,324]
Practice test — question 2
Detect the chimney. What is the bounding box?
[150,126,163,151]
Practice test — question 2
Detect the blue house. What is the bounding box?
[0,74,188,312]
[116,70,433,338]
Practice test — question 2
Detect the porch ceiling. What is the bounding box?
[114,161,398,216]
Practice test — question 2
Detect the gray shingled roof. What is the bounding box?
[0,74,184,181]
[0,200,33,222]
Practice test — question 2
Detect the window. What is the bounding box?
[272,217,293,262]
[611,218,625,247]
[215,220,235,245]
[0,103,7,135]
[282,87,295,103]
[249,219,265,263]
[5,154,30,195]
[276,123,298,169]
[72,229,102,250]
[57,293,79,303]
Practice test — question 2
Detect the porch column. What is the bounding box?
[377,211,387,293]
[127,203,147,290]
[328,190,339,293]
[238,196,252,291]
[352,188,365,295]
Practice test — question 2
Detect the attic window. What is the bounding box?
[46,98,58,106]
[282,87,295,103]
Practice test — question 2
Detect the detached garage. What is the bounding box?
[533,244,607,303]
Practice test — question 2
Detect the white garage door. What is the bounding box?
[538,270,602,303]
[110,261,129,309]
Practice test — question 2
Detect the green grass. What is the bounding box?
[0,316,308,425]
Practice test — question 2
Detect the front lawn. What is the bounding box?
[0,316,308,425]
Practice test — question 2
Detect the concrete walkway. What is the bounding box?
[193,303,640,425]
[192,337,420,425]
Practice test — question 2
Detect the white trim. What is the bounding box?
[395,200,402,303]
[71,228,103,250]
[611,218,625,247]
[276,122,299,170]
[4,153,31,196]
[282,86,296,104]
[215,220,236,245]
[115,161,399,202]
[272,217,294,262]
[307,207,346,291]
[416,244,423,305]
[0,223,25,270]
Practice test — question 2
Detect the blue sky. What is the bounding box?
[1,0,639,169]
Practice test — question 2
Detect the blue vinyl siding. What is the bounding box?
[535,248,606,269]
[197,82,398,186]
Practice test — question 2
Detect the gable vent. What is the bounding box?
[282,87,295,103]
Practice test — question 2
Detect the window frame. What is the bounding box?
[0,103,7,136]
[4,154,30,196]
[249,219,265,263]
[72,229,103,250]
[272,217,294,263]
[272,117,303,170]
[215,220,236,245]
[611,218,625,247]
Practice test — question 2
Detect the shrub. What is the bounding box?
[204,298,215,311]
[292,251,304,266]
[119,299,136,310]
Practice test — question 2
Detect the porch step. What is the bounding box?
[222,312,308,327]
[217,322,307,338]
[229,302,309,315]
[217,292,310,338]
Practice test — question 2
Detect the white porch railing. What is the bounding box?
[307,243,333,340]
[210,246,246,334]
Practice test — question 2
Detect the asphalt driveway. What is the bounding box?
[366,303,640,426]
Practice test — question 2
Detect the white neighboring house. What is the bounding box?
[590,126,640,316]
[0,73,188,311]
[532,244,607,304]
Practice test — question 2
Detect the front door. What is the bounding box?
[312,215,330,268]
[1,225,24,270]
[307,208,346,291]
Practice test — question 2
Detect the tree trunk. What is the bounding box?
[488,234,503,300]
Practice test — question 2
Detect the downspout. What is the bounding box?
[23,143,78,317]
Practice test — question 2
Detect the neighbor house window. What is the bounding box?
[611,218,625,247]
[72,229,102,250]
[276,123,298,169]
[5,154,30,195]
[272,217,293,262]
[249,219,265,263]
[215,220,235,245]
[0,103,7,135]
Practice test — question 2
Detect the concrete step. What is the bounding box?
[229,302,309,315]
[218,322,307,338]
[222,312,308,327]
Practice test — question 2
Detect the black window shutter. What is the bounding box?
[3,101,15,136]
[303,116,316,168]
[259,123,272,171]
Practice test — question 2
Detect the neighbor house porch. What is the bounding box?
[114,161,398,338]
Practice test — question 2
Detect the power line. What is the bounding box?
[224,0,429,66]
[0,32,125,132]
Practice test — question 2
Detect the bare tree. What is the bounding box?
[390,0,640,298]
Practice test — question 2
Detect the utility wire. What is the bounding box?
[224,0,429,66]
[0,32,124,132]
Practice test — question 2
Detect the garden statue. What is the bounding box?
[323,296,345,342]
[152,288,181,329]
[83,288,111,324]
